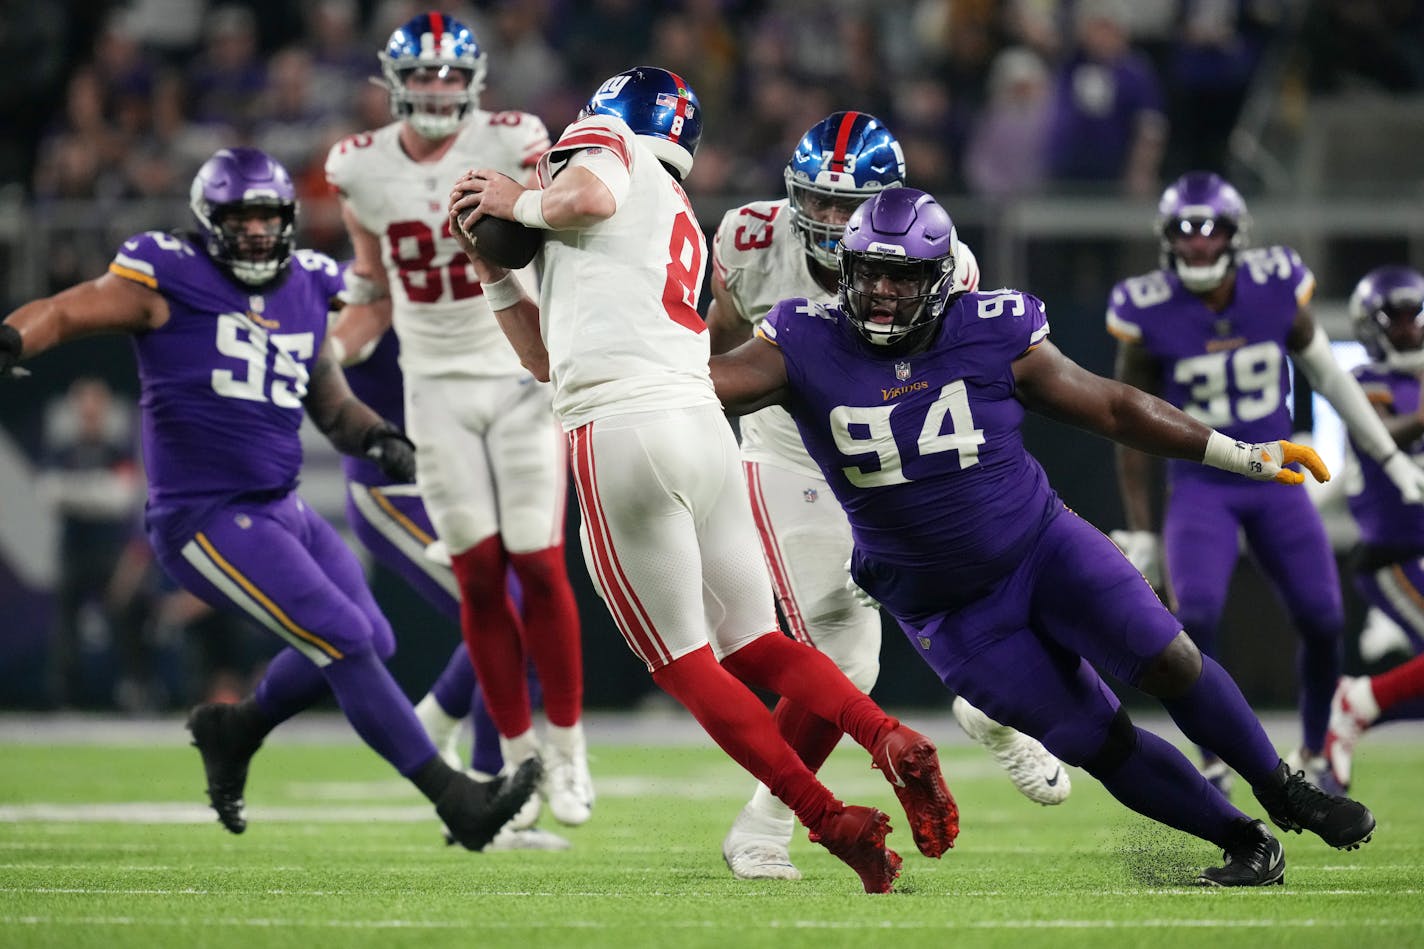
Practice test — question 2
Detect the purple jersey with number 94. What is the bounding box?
[1106,246,1315,485]
[759,290,1061,617]
[108,231,345,521]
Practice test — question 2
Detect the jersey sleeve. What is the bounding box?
[291,249,346,303]
[1105,279,1146,343]
[960,289,1050,362]
[953,241,981,293]
[500,110,551,170]
[109,231,203,298]
[1283,245,1316,307]
[712,201,784,324]
[324,132,380,231]
[539,115,634,186]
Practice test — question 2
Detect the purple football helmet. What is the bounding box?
[837,188,958,350]
[1156,171,1250,292]
[1350,265,1424,373]
[189,148,297,286]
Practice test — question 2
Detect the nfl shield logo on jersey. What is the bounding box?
[895,360,911,381]
[803,488,818,504]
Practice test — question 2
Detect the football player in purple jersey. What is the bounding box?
[709,187,1377,886]
[0,147,537,851]
[1108,172,1424,792]
[1321,266,1424,790]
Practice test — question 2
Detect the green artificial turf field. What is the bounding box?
[1,714,1421,949]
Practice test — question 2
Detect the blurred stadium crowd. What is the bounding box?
[3,0,1424,713]
[6,0,1424,292]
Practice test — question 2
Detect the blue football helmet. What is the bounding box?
[1350,266,1424,373]
[579,66,701,179]
[838,188,958,351]
[189,147,297,286]
[379,11,486,139]
[1156,171,1251,292]
[786,112,906,269]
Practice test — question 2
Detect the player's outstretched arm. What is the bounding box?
[1013,340,1329,485]
[1111,339,1164,533]
[709,336,790,416]
[707,272,753,356]
[2,272,167,374]
[328,204,393,367]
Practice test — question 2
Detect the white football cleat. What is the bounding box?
[482,825,572,852]
[952,695,1070,805]
[544,722,594,826]
[1324,676,1380,791]
[722,803,801,880]
[1359,608,1411,664]
[413,693,465,771]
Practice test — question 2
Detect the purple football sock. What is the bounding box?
[1296,619,1342,753]
[1092,725,1250,848]
[469,682,504,775]
[321,649,438,776]
[431,645,476,718]
[1161,655,1280,785]
[253,647,330,725]
[1379,696,1424,724]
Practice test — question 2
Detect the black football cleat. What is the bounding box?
[438,757,544,852]
[1197,819,1285,887]
[1252,759,1376,850]
[186,703,264,834]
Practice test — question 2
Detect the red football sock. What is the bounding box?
[773,698,844,773]
[508,545,583,727]
[652,645,837,828]
[721,633,897,751]
[450,537,531,738]
[1370,652,1424,711]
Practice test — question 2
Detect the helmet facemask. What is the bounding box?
[189,148,298,287]
[384,61,482,139]
[785,173,890,270]
[1161,215,1241,293]
[839,247,954,351]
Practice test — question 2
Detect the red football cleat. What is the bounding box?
[808,804,902,894]
[872,724,959,858]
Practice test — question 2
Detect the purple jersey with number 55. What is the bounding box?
[1106,246,1314,485]
[759,290,1060,613]
[109,231,345,515]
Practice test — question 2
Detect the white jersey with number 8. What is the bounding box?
[535,114,718,430]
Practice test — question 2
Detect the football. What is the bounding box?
[459,210,544,270]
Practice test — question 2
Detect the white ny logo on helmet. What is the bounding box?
[591,74,632,108]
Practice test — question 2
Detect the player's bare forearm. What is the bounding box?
[327,298,391,366]
[304,351,384,455]
[706,284,753,356]
[493,301,549,382]
[1016,342,1211,461]
[710,337,789,415]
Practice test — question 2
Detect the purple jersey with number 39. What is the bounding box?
[1106,246,1315,485]
[108,231,345,516]
[760,290,1060,613]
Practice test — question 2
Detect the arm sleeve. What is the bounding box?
[1294,324,1397,462]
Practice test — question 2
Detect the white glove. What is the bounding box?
[1381,451,1424,504]
[843,558,879,611]
[1109,529,1161,588]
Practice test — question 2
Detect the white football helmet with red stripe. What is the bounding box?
[784,112,906,269]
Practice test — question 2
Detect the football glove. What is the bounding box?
[363,423,417,483]
[1381,450,1424,504]
[843,558,879,611]
[0,323,23,379]
[1203,433,1330,485]
[1109,529,1161,588]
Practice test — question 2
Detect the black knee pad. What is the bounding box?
[1081,707,1138,778]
